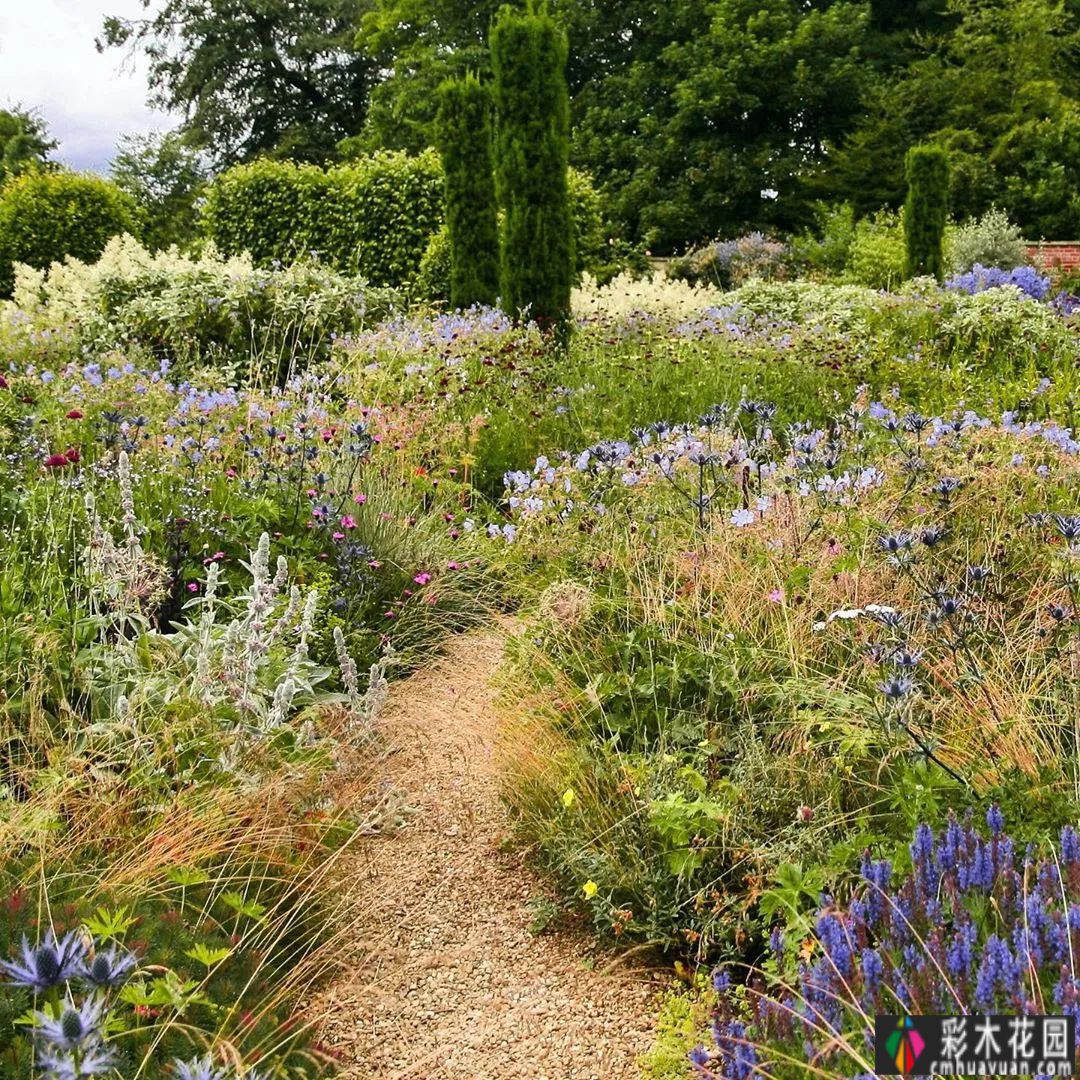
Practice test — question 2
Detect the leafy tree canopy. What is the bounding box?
[99,0,378,169]
[110,131,208,250]
[0,107,56,186]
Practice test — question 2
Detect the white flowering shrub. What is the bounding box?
[2,234,399,379]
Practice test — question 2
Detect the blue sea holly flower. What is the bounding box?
[36,1044,115,1079]
[877,532,914,555]
[173,1056,228,1080]
[919,525,947,547]
[879,674,915,703]
[1052,514,1080,543]
[0,929,86,992]
[78,944,137,988]
[33,994,107,1051]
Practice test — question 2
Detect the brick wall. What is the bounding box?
[1026,241,1080,272]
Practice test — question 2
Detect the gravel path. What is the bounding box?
[315,628,657,1079]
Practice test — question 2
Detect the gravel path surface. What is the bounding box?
[314,628,657,1079]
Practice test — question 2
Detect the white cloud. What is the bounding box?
[0,0,173,173]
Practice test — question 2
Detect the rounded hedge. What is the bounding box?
[0,171,141,297]
[202,151,444,288]
[202,150,610,297]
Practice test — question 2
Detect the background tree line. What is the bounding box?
[8,0,1080,254]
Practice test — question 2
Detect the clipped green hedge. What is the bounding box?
[202,151,444,287]
[0,171,141,297]
[203,151,611,295]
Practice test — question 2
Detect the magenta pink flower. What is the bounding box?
[340,515,356,529]
[767,588,783,603]
[354,493,367,505]
[332,531,345,540]
[413,572,432,585]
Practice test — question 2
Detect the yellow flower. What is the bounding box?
[561,788,576,809]
[582,880,598,899]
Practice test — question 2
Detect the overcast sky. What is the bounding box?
[0,0,171,173]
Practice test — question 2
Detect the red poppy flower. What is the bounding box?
[64,447,80,463]
[44,454,70,468]
[66,409,84,420]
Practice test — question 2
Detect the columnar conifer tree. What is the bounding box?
[435,75,500,309]
[904,144,950,281]
[490,3,573,327]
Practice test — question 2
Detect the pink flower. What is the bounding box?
[187,582,199,592]
[340,515,356,529]
[767,588,783,604]
[447,561,462,570]
[413,572,432,585]
[354,493,367,505]
[384,610,395,619]
[368,559,382,569]
[795,805,814,824]
[332,531,345,540]
[225,467,237,479]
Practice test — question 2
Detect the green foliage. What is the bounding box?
[109,131,208,251]
[574,0,870,251]
[825,0,1080,238]
[0,106,55,186]
[98,0,376,169]
[0,170,140,298]
[845,208,906,289]
[491,4,574,326]
[948,205,1028,273]
[904,143,950,280]
[789,202,857,277]
[3,235,398,381]
[202,150,444,286]
[641,985,713,1080]
[414,223,452,304]
[435,75,500,308]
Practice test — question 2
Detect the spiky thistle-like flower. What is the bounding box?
[0,929,86,992]
[36,1043,115,1078]
[77,944,137,989]
[32,993,107,1050]
[172,1055,228,1080]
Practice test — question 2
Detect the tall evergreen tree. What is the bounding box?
[904,144,950,280]
[490,3,573,326]
[435,76,500,308]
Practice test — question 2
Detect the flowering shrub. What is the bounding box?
[497,388,1079,952]
[1,235,399,379]
[946,262,1052,301]
[668,233,792,290]
[692,813,1080,1078]
[948,207,1028,274]
[1,927,281,1077]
